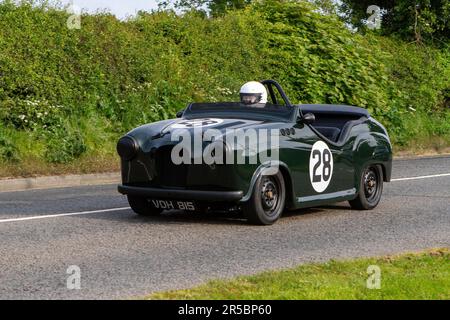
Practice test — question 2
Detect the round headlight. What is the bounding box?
[117,136,139,161]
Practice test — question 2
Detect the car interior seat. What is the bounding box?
[299,104,370,143]
[313,127,341,142]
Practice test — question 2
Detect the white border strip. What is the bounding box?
[297,188,356,203]
[0,207,130,224]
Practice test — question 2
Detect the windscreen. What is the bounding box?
[184,102,296,122]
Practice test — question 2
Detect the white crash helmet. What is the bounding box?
[240,81,268,105]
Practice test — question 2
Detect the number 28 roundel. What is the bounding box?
[309,141,334,193]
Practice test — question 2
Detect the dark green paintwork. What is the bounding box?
[119,103,392,210]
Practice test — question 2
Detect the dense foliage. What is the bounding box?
[165,0,450,43]
[340,0,450,43]
[161,0,252,17]
[0,0,448,172]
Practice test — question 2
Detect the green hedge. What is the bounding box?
[0,0,448,166]
[255,0,450,146]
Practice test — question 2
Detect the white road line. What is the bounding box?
[0,207,130,224]
[392,173,450,182]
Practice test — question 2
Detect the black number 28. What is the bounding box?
[312,149,332,182]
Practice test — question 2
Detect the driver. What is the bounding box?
[240,81,268,105]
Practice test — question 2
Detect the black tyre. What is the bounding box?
[349,165,383,210]
[127,196,163,216]
[243,171,286,225]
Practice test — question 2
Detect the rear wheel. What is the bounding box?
[349,165,383,210]
[243,172,286,225]
[127,196,163,216]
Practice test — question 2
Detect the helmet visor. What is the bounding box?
[240,93,263,105]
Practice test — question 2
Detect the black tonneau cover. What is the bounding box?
[184,102,297,122]
[299,104,370,118]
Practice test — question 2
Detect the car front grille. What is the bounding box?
[155,146,188,188]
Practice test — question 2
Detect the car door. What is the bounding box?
[286,114,356,206]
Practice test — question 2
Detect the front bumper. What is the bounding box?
[118,185,244,202]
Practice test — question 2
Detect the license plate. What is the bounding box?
[149,199,196,211]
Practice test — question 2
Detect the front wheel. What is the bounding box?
[243,171,286,225]
[127,196,163,216]
[349,165,383,210]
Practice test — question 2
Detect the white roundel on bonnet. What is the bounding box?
[170,118,224,129]
[309,141,334,193]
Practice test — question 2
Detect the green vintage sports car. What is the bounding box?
[117,80,392,225]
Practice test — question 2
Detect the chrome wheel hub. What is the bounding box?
[261,178,278,212]
[364,169,378,200]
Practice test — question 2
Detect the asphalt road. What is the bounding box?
[0,156,449,299]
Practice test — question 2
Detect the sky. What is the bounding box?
[60,0,160,19]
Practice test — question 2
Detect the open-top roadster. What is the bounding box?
[117,80,392,225]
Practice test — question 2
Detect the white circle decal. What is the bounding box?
[171,118,223,129]
[309,141,334,193]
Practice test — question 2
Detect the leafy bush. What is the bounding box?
[255,0,390,113]
[0,135,20,162]
[44,128,87,164]
[0,98,64,130]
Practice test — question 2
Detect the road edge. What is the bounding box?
[0,172,120,193]
[393,153,450,160]
[1,154,449,193]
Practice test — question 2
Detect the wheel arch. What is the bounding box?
[379,163,391,182]
[278,165,295,210]
[353,132,392,185]
[241,161,295,209]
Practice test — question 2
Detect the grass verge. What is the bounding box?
[0,153,119,179]
[147,248,449,300]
